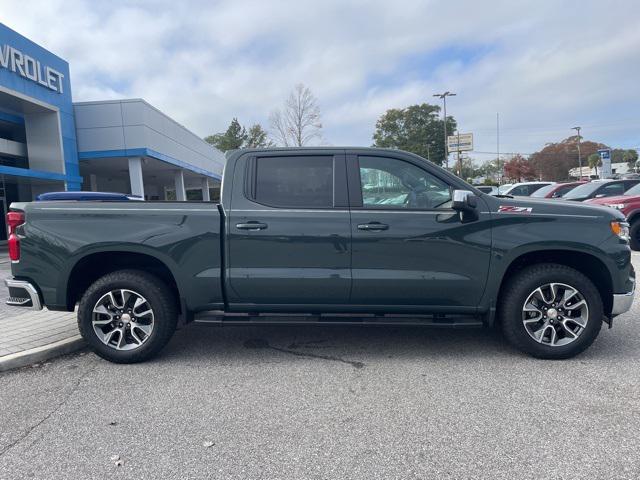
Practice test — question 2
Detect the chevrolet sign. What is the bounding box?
[0,44,65,93]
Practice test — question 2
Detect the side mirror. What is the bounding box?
[452,190,479,222]
[452,190,478,211]
[595,194,606,198]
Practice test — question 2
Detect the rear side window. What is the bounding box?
[254,156,334,208]
[597,182,625,197]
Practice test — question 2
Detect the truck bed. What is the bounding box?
[10,201,224,313]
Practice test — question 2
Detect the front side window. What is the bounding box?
[358,156,451,209]
[254,156,334,208]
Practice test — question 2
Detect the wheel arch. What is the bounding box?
[495,249,613,321]
[64,249,182,314]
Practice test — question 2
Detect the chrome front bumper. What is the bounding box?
[612,278,635,316]
[5,278,43,311]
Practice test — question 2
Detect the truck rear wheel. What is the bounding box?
[499,264,603,359]
[78,270,178,363]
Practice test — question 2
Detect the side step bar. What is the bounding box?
[194,311,484,328]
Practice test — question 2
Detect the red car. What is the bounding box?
[585,182,640,249]
[530,181,588,199]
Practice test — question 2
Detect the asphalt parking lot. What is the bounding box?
[1,255,639,479]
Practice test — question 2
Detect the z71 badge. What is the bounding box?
[498,205,533,213]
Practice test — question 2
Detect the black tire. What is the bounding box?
[499,263,603,359]
[78,270,178,364]
[630,220,640,251]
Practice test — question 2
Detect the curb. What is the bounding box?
[0,335,85,372]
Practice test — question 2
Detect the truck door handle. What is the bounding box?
[357,222,389,231]
[236,222,268,231]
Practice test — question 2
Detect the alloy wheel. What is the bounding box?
[91,289,155,351]
[521,282,589,347]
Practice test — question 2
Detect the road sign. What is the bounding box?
[447,133,473,152]
[598,148,612,178]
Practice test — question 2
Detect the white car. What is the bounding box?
[502,181,553,197]
[475,185,499,195]
[497,183,513,195]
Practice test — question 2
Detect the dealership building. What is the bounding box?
[0,23,224,242]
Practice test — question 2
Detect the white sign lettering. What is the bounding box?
[0,44,65,93]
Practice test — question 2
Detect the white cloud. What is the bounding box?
[3,0,640,160]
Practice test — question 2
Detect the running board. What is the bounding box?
[194,311,484,328]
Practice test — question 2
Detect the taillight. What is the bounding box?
[6,211,25,262]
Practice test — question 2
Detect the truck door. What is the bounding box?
[226,152,351,308]
[347,153,492,309]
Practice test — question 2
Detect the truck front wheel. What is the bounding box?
[77,270,178,363]
[499,264,603,359]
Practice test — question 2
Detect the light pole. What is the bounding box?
[426,140,435,162]
[433,91,456,169]
[572,126,582,179]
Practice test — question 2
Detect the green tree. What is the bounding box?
[206,119,273,151]
[372,103,456,166]
[245,123,273,148]
[205,118,246,152]
[587,152,601,176]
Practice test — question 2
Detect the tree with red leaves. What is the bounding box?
[503,154,536,182]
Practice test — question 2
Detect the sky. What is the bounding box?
[2,0,640,163]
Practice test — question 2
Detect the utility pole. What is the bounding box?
[433,91,456,169]
[457,131,462,177]
[496,112,500,184]
[572,126,582,179]
[426,141,434,162]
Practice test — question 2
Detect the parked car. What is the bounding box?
[530,181,588,199]
[36,191,144,201]
[562,179,640,202]
[502,181,554,196]
[497,183,513,195]
[585,182,640,250]
[475,185,499,195]
[4,147,635,362]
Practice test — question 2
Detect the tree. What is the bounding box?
[245,124,273,148]
[611,149,639,171]
[455,156,482,182]
[625,149,639,172]
[477,158,502,183]
[529,136,608,181]
[205,118,246,151]
[610,148,638,165]
[587,153,601,176]
[503,154,536,182]
[269,83,322,146]
[206,119,272,151]
[372,103,456,166]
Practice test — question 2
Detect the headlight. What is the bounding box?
[605,203,626,210]
[610,221,630,242]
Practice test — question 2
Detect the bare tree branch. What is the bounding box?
[269,84,322,146]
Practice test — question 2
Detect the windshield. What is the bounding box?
[624,183,640,196]
[531,184,556,197]
[563,182,601,199]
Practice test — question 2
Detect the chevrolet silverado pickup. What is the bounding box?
[4,148,636,362]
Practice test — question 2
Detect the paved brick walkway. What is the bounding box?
[0,310,78,356]
[1,247,83,369]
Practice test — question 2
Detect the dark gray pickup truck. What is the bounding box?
[4,148,636,362]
